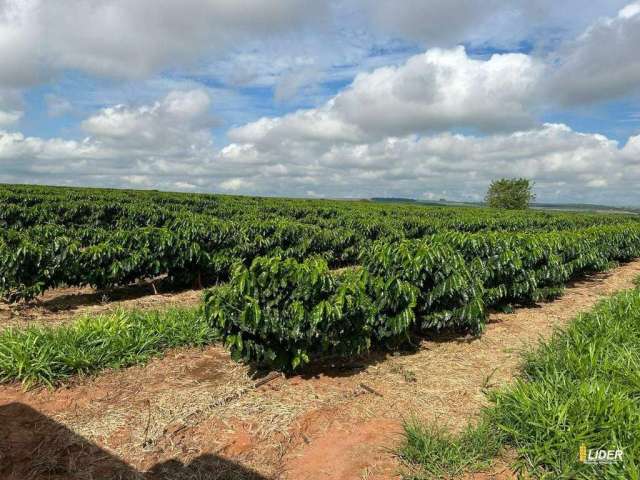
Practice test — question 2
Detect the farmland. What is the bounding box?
[3,183,636,304]
[2,184,640,370]
[2,183,640,479]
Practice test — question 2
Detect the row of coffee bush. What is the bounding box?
[205,225,640,370]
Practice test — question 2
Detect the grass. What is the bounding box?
[400,420,502,479]
[400,286,640,479]
[0,307,214,387]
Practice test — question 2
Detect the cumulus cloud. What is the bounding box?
[3,108,637,204]
[333,47,543,135]
[0,0,327,86]
[231,47,544,149]
[350,1,640,109]
[0,131,103,173]
[622,133,640,160]
[2,0,638,112]
[547,1,640,104]
[0,90,219,189]
[218,4,640,205]
[81,89,214,153]
[0,0,43,88]
[220,123,638,204]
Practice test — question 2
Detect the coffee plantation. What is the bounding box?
[2,184,640,370]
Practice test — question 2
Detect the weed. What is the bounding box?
[399,419,502,479]
[0,306,212,387]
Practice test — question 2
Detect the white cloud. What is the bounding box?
[0,0,327,87]
[351,1,640,110]
[0,131,101,166]
[219,178,254,191]
[216,4,640,205]
[622,133,640,160]
[333,47,543,135]
[81,89,214,153]
[1,1,639,207]
[219,123,638,203]
[0,0,43,88]
[547,1,640,104]
[0,90,219,189]
[230,47,544,149]
[1,113,638,204]
[620,2,640,19]
[349,1,640,111]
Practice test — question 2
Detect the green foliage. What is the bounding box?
[362,240,485,332]
[205,225,640,371]
[0,307,211,387]
[204,257,337,369]
[485,178,535,210]
[434,226,640,306]
[1,183,637,301]
[203,257,415,370]
[3,184,640,374]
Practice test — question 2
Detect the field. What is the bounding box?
[1,184,640,479]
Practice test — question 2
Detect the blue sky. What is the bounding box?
[1,0,640,205]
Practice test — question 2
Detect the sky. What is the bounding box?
[1,1,640,205]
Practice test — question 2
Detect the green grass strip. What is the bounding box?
[0,307,214,387]
[401,285,640,479]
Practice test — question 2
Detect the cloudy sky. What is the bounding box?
[1,1,640,205]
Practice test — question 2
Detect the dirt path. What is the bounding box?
[2,260,640,480]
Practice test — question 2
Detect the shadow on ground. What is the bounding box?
[0,402,265,480]
[22,279,175,313]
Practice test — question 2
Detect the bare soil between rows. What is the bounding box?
[2,260,640,480]
[0,280,203,330]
